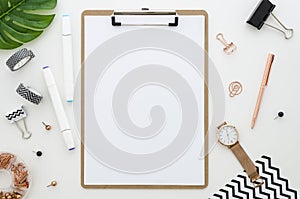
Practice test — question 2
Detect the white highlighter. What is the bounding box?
[42,66,75,151]
[62,14,74,102]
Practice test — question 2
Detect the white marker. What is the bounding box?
[42,66,75,151]
[62,14,74,102]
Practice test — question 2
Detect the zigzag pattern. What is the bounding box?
[211,155,298,199]
[258,155,298,198]
[16,83,43,105]
[5,107,26,122]
[6,48,35,71]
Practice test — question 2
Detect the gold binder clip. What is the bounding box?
[216,33,237,55]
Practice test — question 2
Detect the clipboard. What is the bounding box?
[81,9,209,189]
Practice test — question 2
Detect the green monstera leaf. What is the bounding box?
[0,0,57,50]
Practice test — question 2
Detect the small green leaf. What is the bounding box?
[0,0,57,50]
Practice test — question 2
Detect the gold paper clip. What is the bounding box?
[216,33,237,55]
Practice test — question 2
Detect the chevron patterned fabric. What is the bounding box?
[16,83,43,105]
[211,155,298,199]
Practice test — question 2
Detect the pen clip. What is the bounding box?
[265,53,274,86]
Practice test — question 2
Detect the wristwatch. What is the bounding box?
[217,122,264,188]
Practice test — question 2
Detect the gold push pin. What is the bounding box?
[47,181,57,187]
[42,122,52,131]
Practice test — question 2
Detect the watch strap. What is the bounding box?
[217,121,227,130]
[230,142,259,181]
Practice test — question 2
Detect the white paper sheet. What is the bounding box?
[83,13,206,186]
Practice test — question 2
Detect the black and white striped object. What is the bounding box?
[16,83,43,105]
[6,48,35,71]
[5,106,27,123]
[211,155,298,199]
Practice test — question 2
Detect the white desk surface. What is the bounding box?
[0,0,299,198]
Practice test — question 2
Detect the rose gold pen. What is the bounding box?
[251,53,274,129]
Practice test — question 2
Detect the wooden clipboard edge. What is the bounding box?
[81,9,209,189]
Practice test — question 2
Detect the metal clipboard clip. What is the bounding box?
[111,8,178,27]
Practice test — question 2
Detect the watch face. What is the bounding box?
[217,125,238,146]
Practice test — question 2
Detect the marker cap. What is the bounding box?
[62,129,75,151]
[62,14,72,35]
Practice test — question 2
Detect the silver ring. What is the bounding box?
[16,83,43,105]
[6,48,35,71]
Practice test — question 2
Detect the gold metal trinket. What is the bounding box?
[42,122,52,131]
[47,181,57,187]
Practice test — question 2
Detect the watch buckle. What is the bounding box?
[251,176,264,188]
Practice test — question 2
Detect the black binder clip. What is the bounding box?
[247,0,294,39]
